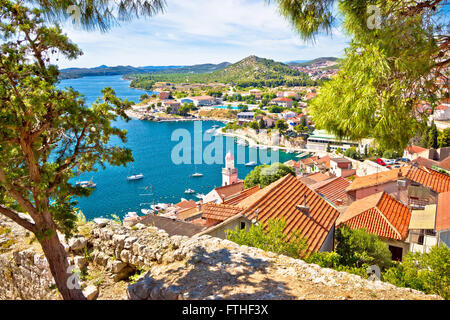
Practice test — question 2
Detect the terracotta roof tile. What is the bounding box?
[346,167,408,192]
[240,175,340,252]
[406,166,450,193]
[436,192,450,231]
[310,177,351,206]
[438,156,450,171]
[405,145,427,154]
[214,182,244,199]
[223,186,261,206]
[174,200,197,210]
[411,157,439,169]
[337,192,411,240]
[201,203,243,222]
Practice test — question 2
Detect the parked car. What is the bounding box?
[400,158,411,163]
[376,158,386,166]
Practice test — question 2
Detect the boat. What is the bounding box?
[184,188,195,194]
[271,146,279,151]
[237,139,247,146]
[205,128,215,134]
[245,161,257,166]
[76,177,96,188]
[190,172,203,177]
[151,203,169,211]
[259,145,267,150]
[140,208,154,215]
[212,125,219,129]
[127,173,144,181]
[195,193,205,199]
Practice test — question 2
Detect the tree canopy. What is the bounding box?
[244,163,295,189]
[274,0,449,152]
[0,1,135,299]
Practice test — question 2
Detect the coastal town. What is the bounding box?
[1,0,449,304]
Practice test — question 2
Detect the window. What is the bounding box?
[240,222,246,230]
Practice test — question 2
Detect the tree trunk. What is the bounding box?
[39,232,86,300]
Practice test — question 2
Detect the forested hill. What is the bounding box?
[58,62,231,80]
[288,57,339,67]
[127,55,319,89]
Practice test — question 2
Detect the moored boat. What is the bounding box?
[127,173,144,181]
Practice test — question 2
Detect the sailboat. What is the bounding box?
[184,188,195,194]
[245,161,257,166]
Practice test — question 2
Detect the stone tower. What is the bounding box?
[222,151,238,186]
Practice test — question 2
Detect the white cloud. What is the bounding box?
[56,0,350,68]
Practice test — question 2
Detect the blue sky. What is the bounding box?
[57,0,351,68]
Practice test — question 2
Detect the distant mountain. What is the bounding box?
[59,62,231,79]
[288,57,339,67]
[127,55,318,89]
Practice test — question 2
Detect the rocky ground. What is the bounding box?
[0,215,443,300]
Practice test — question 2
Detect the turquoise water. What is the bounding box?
[212,105,240,110]
[58,75,298,220]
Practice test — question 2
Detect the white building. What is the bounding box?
[191,95,216,107]
[222,151,238,186]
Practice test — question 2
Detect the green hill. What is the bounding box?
[127,55,317,89]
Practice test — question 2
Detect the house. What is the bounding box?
[197,213,253,239]
[159,91,171,100]
[436,191,450,248]
[261,116,275,128]
[202,181,244,205]
[304,92,317,100]
[201,203,243,228]
[329,158,355,178]
[306,130,363,153]
[346,165,450,207]
[238,174,340,252]
[248,89,262,98]
[237,112,255,125]
[298,172,333,186]
[271,97,293,108]
[163,100,181,114]
[436,156,450,173]
[407,204,438,253]
[191,95,216,107]
[433,100,450,121]
[337,192,412,261]
[403,145,428,160]
[279,110,297,120]
[309,177,351,207]
[410,157,440,170]
[298,155,331,174]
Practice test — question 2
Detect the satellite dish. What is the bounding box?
[366,265,381,281]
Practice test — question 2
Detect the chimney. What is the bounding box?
[297,195,310,217]
[398,168,403,178]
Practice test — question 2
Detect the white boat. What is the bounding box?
[184,188,195,194]
[151,203,168,211]
[245,161,257,166]
[127,173,144,181]
[76,178,96,188]
[271,146,279,151]
[205,129,215,134]
[195,193,205,199]
[191,173,203,177]
[237,139,246,146]
[213,131,221,136]
[141,208,154,215]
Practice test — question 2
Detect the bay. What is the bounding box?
[58,75,297,220]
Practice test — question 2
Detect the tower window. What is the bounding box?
[240,222,246,230]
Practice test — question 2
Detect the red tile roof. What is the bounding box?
[201,203,243,222]
[436,192,450,231]
[222,186,261,206]
[273,97,293,102]
[346,167,408,192]
[214,182,244,199]
[310,177,351,206]
[240,174,340,252]
[337,192,411,240]
[410,157,439,170]
[174,200,197,210]
[405,145,427,154]
[406,166,450,193]
[438,156,450,171]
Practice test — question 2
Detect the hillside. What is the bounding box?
[288,57,339,67]
[127,55,318,89]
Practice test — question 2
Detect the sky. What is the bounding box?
[57,0,351,68]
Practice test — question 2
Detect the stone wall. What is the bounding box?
[0,216,442,300]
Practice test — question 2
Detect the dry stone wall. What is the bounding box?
[0,216,442,300]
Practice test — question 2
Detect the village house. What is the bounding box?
[191,95,216,107]
[271,97,293,108]
[432,98,450,121]
[279,110,297,120]
[345,165,450,208]
[237,112,255,125]
[202,182,245,205]
[261,115,276,128]
[198,174,341,253]
[163,100,181,114]
[298,154,331,174]
[248,89,262,99]
[337,192,412,261]
[159,91,171,100]
[329,157,355,178]
[403,145,429,160]
[306,129,365,153]
[309,176,351,207]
